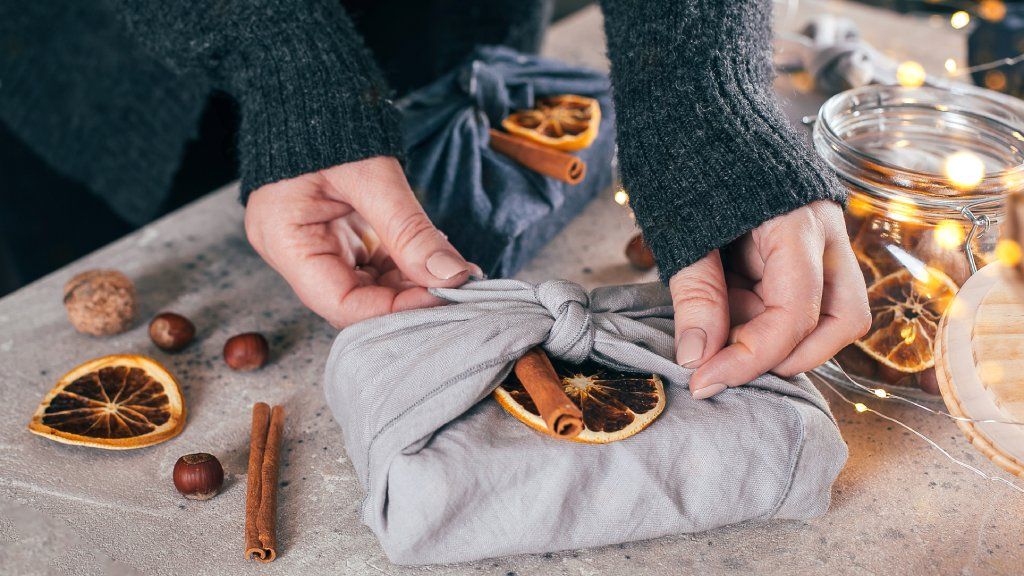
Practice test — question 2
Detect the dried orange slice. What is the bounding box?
[856,250,882,286]
[501,94,601,151]
[28,355,186,449]
[494,358,665,443]
[855,268,958,373]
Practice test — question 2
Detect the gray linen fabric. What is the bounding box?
[324,279,847,565]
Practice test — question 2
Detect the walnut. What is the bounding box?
[63,270,136,336]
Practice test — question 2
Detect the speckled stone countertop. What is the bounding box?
[2,3,1022,575]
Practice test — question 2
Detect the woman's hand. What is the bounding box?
[245,156,479,328]
[670,200,871,398]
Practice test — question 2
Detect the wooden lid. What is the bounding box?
[935,263,1024,477]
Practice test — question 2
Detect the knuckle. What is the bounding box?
[852,304,873,338]
[387,211,439,253]
[672,277,727,311]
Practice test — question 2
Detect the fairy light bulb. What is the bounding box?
[933,220,966,250]
[854,403,868,413]
[950,10,971,29]
[945,151,986,190]
[996,239,1023,267]
[979,0,1007,22]
[897,61,927,87]
[944,58,958,74]
[873,388,889,399]
[613,188,629,206]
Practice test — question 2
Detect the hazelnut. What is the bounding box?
[173,453,224,500]
[223,333,269,371]
[625,233,656,270]
[916,368,941,395]
[149,312,196,352]
[876,363,914,387]
[912,232,971,287]
[835,346,878,380]
[63,269,136,336]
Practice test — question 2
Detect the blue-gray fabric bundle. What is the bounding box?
[398,47,616,278]
[324,279,848,565]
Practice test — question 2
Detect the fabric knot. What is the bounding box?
[460,59,535,127]
[535,280,593,364]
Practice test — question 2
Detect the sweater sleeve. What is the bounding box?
[111,0,404,199]
[599,0,846,281]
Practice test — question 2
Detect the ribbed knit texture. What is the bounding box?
[112,0,405,199]
[600,0,847,281]
[1,0,844,279]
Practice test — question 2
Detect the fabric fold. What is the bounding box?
[324,279,846,564]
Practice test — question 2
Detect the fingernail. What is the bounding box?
[691,383,728,400]
[677,328,707,367]
[468,263,486,279]
[426,251,469,280]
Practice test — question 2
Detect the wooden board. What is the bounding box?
[935,263,1024,477]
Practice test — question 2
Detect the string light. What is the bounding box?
[945,151,986,189]
[933,219,966,250]
[613,188,630,206]
[896,61,927,88]
[996,238,1023,266]
[774,0,1024,86]
[825,358,1024,429]
[978,0,1008,22]
[950,10,971,30]
[817,374,1024,496]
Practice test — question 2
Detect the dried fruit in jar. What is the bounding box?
[494,358,664,444]
[28,355,186,449]
[856,268,957,374]
[502,95,601,152]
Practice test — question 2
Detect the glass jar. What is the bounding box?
[812,84,1024,396]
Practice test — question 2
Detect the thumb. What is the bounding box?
[668,250,731,398]
[323,159,476,287]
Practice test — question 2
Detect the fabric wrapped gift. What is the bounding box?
[398,46,616,278]
[324,279,847,565]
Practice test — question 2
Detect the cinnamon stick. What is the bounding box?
[513,347,584,438]
[488,129,587,185]
[244,403,285,562]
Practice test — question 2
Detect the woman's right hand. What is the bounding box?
[245,156,480,328]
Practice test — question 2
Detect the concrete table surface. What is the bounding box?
[2,3,1022,575]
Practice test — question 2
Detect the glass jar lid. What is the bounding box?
[813,84,1024,222]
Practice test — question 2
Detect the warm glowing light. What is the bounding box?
[791,71,815,94]
[886,196,919,222]
[873,388,889,398]
[900,323,916,344]
[979,0,1007,22]
[847,195,873,217]
[613,188,630,206]
[933,220,966,250]
[944,58,958,74]
[985,70,1008,91]
[944,151,986,189]
[854,403,868,413]
[996,239,1023,267]
[950,10,971,29]
[896,61,927,88]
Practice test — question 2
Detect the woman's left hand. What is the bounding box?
[669,200,872,399]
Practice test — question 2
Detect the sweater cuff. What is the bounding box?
[626,103,848,282]
[230,32,404,201]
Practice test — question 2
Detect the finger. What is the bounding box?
[693,227,825,392]
[727,287,764,326]
[668,251,730,384]
[321,160,472,288]
[772,237,871,377]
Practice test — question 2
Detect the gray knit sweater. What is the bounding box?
[0,0,844,281]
